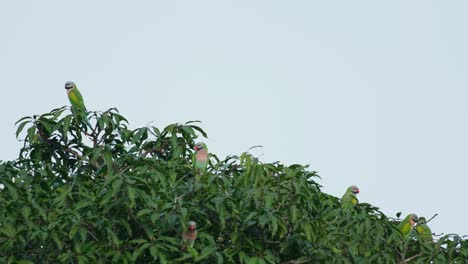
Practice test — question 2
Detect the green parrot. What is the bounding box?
[341,185,359,209]
[181,221,197,250]
[65,81,91,128]
[65,81,87,112]
[194,142,208,172]
[397,214,419,239]
[416,217,433,242]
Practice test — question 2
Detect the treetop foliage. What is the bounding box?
[1,106,467,263]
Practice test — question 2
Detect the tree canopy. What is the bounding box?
[1,106,467,263]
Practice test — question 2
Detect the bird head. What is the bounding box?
[188,221,196,231]
[349,185,360,194]
[418,217,427,224]
[65,81,76,90]
[409,214,419,226]
[194,142,207,152]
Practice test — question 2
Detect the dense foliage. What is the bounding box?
[0,107,467,263]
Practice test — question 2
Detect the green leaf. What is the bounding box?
[53,185,72,206]
[3,182,19,200]
[128,186,136,208]
[21,206,31,219]
[62,115,72,138]
[38,118,54,133]
[137,209,153,217]
[27,126,36,143]
[52,233,64,250]
[189,125,208,138]
[31,200,47,221]
[185,120,202,125]
[290,205,298,223]
[14,115,32,125]
[103,149,113,172]
[132,242,151,261]
[0,223,16,237]
[194,246,216,262]
[17,260,34,264]
[15,120,30,138]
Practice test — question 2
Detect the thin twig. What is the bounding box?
[87,231,98,241]
[264,240,280,244]
[63,146,84,160]
[403,253,422,263]
[426,214,438,223]
[280,258,312,264]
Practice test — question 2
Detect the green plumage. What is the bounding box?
[192,142,208,190]
[65,81,87,113]
[65,81,91,128]
[416,217,433,242]
[397,214,418,239]
[194,142,208,172]
[341,185,359,209]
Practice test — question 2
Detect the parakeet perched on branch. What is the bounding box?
[341,185,359,209]
[416,217,433,242]
[398,214,418,239]
[65,81,91,128]
[65,81,87,112]
[181,221,197,250]
[194,142,208,173]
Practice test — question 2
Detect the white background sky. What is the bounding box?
[1,1,467,236]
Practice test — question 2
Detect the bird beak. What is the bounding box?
[65,81,74,89]
[195,145,204,151]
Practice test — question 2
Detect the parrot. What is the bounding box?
[65,81,87,112]
[341,185,359,209]
[397,214,419,239]
[194,142,208,172]
[416,217,433,242]
[65,81,91,128]
[181,221,197,250]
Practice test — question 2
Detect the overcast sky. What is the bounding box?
[1,1,467,236]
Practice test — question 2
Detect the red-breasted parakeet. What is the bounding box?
[397,214,419,238]
[181,221,197,250]
[65,81,91,127]
[416,217,433,242]
[341,185,359,209]
[194,142,208,172]
[65,81,87,112]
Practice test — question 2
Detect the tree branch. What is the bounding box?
[280,258,312,264]
[63,146,84,160]
[426,213,438,223]
[403,253,422,263]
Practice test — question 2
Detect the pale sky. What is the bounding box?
[1,1,467,236]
